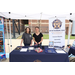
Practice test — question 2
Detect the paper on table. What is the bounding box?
[20,48,27,52]
[29,47,34,50]
[55,48,61,50]
[56,50,66,53]
[56,49,62,51]
[48,46,54,48]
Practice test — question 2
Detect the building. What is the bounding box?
[4,19,72,37]
[4,19,24,33]
[28,20,72,35]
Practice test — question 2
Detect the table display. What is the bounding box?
[56,50,66,53]
[9,46,69,62]
[20,48,27,52]
[45,47,56,53]
[28,47,34,50]
[35,48,43,53]
[15,46,22,50]
[48,41,54,48]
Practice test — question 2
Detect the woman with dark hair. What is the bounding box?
[33,26,43,47]
[20,27,33,46]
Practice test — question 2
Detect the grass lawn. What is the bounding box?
[17,34,75,39]
[65,35,75,39]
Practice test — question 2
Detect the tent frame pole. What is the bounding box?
[67,13,72,45]
[9,12,12,52]
[9,19,11,52]
[18,19,20,35]
[12,20,15,38]
[5,18,10,53]
[31,20,32,33]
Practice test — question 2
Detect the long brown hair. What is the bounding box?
[25,27,31,34]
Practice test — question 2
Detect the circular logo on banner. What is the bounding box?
[52,19,62,29]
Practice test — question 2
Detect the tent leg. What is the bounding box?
[9,18,12,52]
[67,21,71,45]
[31,20,32,33]
[67,13,72,45]
[5,19,10,53]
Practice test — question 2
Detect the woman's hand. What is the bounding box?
[35,42,38,45]
[38,42,40,44]
[20,39,23,46]
[20,44,22,46]
[30,44,32,46]
[36,42,38,45]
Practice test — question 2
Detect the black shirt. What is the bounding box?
[33,33,43,43]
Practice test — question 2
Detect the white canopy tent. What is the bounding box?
[0,12,75,53]
[0,12,73,19]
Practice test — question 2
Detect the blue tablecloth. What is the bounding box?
[9,46,69,62]
[68,47,75,55]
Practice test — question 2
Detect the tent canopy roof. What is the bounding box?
[0,12,75,20]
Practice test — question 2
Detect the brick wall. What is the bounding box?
[29,19,72,34]
[29,20,49,33]
[4,19,72,35]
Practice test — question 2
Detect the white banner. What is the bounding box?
[49,18,65,47]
